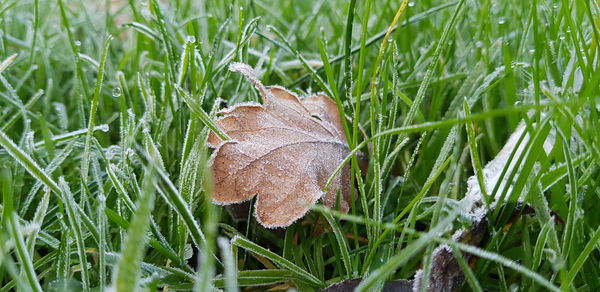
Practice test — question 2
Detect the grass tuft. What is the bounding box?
[0,0,598,291]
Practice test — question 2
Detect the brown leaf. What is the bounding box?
[207,63,351,228]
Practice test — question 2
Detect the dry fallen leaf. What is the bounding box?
[207,63,351,228]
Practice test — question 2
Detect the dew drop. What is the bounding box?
[558,33,566,40]
[112,86,122,98]
[497,18,506,25]
[74,40,81,46]
[186,35,196,43]
[529,48,535,54]
[408,1,415,7]
[475,41,484,48]
[552,4,559,9]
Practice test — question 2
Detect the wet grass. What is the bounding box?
[0,0,599,291]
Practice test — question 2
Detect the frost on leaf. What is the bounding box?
[207,62,351,228]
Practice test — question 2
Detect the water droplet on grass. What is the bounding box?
[112,87,122,98]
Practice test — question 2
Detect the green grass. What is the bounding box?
[1,0,599,291]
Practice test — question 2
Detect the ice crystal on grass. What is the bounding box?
[207,63,351,228]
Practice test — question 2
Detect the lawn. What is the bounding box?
[0,0,599,291]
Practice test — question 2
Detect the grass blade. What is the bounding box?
[0,129,61,194]
[57,177,90,290]
[356,214,457,291]
[112,170,156,292]
[231,236,324,288]
[563,226,600,288]
[1,168,43,292]
[217,237,239,292]
[322,210,353,278]
[81,35,113,182]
